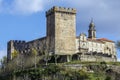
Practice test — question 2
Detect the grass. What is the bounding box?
[89,73,106,80]
[107,62,120,66]
[65,60,120,66]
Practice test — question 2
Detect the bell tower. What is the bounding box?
[88,19,96,39]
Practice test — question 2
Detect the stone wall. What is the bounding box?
[7,37,46,60]
[24,37,46,55]
[7,40,26,61]
[46,6,76,55]
[80,55,116,62]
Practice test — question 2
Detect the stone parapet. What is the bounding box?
[46,6,76,16]
[13,40,26,44]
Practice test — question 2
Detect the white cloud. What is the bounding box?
[0,50,7,60]
[0,0,3,12]
[0,0,45,14]
[11,0,44,14]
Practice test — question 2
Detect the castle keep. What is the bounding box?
[7,6,117,62]
[46,6,76,55]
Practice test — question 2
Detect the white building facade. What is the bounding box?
[75,20,117,62]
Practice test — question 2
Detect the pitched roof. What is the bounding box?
[87,38,104,43]
[97,38,114,43]
[76,36,114,43]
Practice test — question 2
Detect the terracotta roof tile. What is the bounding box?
[97,38,114,43]
[87,38,104,43]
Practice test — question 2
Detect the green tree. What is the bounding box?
[54,54,59,65]
[12,50,18,59]
[44,52,51,65]
[105,76,111,80]
[32,48,37,68]
[41,39,52,65]
[116,40,120,50]
[1,56,7,71]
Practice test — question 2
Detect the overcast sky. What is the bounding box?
[0,0,120,60]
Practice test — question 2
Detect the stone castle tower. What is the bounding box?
[46,6,76,55]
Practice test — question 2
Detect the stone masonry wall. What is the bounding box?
[46,6,76,55]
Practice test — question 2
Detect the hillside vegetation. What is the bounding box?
[0,60,120,80]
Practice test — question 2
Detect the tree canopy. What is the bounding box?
[116,41,120,50]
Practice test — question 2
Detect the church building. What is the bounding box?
[76,20,116,62]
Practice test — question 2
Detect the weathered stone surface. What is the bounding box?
[46,6,76,55]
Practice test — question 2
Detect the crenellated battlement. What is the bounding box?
[13,40,26,45]
[46,6,76,16]
[8,40,26,45]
